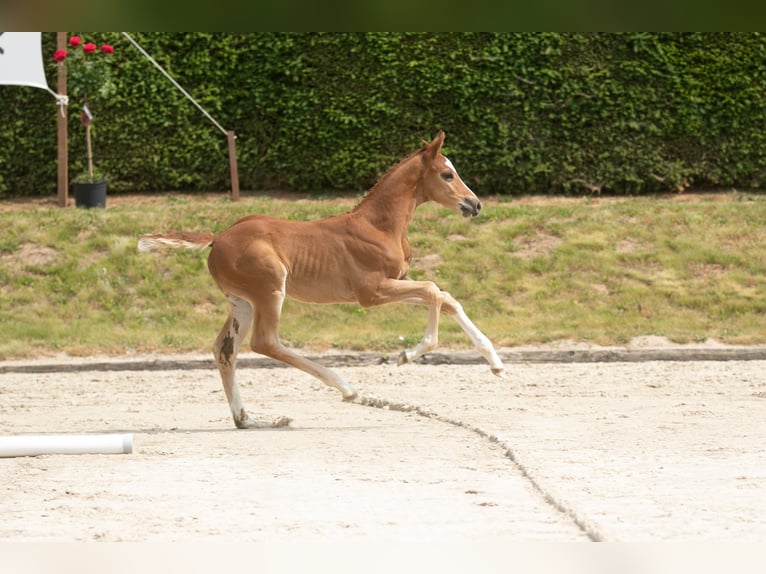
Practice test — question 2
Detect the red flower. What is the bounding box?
[83,43,97,53]
[69,36,82,47]
[100,44,114,54]
[53,49,67,63]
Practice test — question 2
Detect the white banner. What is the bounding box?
[0,32,51,91]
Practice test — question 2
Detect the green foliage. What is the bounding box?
[2,33,766,197]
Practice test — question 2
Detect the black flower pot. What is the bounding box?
[73,179,107,208]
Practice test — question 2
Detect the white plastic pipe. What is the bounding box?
[0,433,133,457]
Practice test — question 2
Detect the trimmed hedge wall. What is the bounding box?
[2,32,766,197]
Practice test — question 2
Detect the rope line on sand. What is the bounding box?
[354,394,604,542]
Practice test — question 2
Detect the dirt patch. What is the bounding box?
[511,230,563,259]
[616,238,643,254]
[689,262,726,279]
[413,253,444,276]
[0,243,61,270]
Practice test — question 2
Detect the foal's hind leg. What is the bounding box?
[249,272,359,401]
[213,294,291,429]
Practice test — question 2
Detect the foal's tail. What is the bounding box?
[137,231,215,252]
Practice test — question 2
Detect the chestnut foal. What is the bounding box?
[138,131,504,428]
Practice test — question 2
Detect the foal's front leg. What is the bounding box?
[439,291,505,376]
[368,279,505,376]
[397,288,443,366]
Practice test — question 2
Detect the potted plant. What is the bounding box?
[53,35,116,208]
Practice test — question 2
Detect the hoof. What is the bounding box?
[234,414,292,429]
[491,367,505,378]
[397,350,409,366]
[343,391,359,403]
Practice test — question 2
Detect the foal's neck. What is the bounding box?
[352,154,423,236]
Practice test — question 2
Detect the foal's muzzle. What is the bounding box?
[459,197,482,218]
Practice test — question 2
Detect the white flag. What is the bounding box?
[0,32,51,91]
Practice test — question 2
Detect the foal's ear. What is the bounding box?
[422,130,446,161]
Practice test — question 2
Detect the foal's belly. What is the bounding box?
[286,280,357,305]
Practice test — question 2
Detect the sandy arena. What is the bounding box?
[1,341,765,543]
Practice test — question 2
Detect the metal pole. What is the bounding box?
[56,32,68,207]
[227,130,240,201]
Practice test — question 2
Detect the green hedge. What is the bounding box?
[2,32,766,197]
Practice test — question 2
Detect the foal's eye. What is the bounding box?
[441,172,454,182]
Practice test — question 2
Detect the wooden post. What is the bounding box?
[227,130,240,201]
[85,121,94,178]
[56,32,68,207]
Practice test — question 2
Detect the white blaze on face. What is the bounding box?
[444,157,475,195]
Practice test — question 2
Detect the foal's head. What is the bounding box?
[419,131,482,218]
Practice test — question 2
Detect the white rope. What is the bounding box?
[49,88,68,117]
[121,32,229,137]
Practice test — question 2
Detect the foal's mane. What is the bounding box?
[351,145,425,212]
